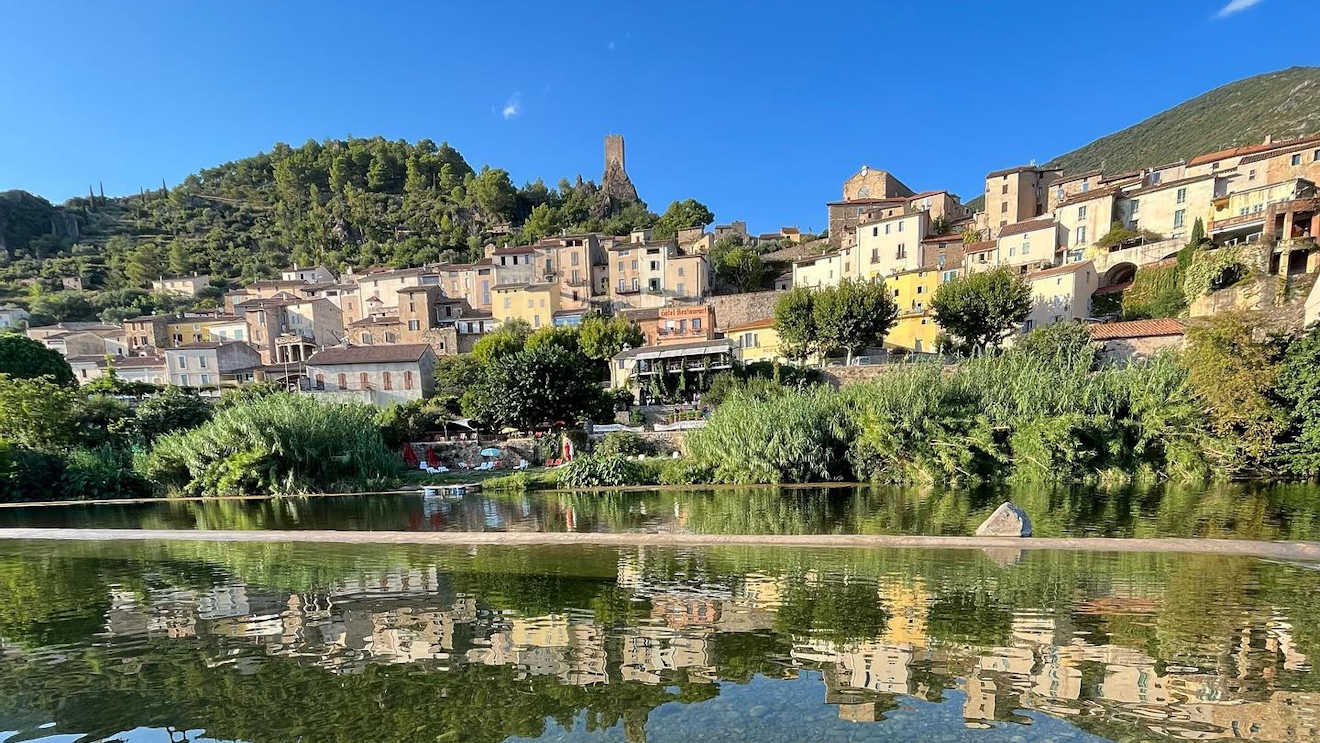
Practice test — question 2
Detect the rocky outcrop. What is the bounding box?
[975,502,1032,537]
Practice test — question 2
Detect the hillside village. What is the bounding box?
[4,130,1320,413]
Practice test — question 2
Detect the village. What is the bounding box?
[5,132,1318,417]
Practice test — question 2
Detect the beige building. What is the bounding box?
[1046,170,1104,212]
[163,341,264,389]
[1209,177,1317,243]
[349,267,427,320]
[492,283,560,330]
[855,211,929,279]
[826,165,915,247]
[984,165,1061,234]
[791,249,849,289]
[68,354,167,386]
[994,218,1059,273]
[1117,174,1216,242]
[1023,261,1098,334]
[238,296,344,365]
[151,274,210,297]
[1054,188,1118,257]
[280,265,337,284]
[305,344,438,407]
[606,235,709,310]
[906,190,970,226]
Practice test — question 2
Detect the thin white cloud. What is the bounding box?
[1215,0,1263,18]
[501,93,521,120]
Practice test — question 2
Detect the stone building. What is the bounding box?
[827,165,915,248]
[983,165,1061,236]
[305,344,438,406]
[1088,318,1187,362]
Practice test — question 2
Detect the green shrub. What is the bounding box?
[594,431,651,458]
[687,387,854,483]
[658,457,714,485]
[556,454,657,488]
[62,446,149,500]
[140,393,401,496]
[0,440,65,502]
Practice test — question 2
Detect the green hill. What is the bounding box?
[0,137,656,298]
[1047,66,1320,174]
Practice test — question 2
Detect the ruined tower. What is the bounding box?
[601,134,639,202]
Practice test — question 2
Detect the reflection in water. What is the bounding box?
[0,541,1319,742]
[4,480,1320,541]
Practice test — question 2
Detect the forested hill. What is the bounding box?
[1047,66,1320,174]
[0,137,659,290]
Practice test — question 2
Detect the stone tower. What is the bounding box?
[601,134,639,202]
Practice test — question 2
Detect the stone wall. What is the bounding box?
[706,290,784,331]
[822,363,955,387]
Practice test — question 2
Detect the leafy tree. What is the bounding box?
[216,381,286,409]
[374,400,440,448]
[73,394,133,448]
[773,287,817,362]
[132,387,213,444]
[961,226,983,244]
[0,335,74,384]
[652,199,714,239]
[461,346,612,430]
[931,268,1032,354]
[471,319,531,363]
[29,291,96,322]
[1188,217,1208,248]
[432,355,483,416]
[1183,313,1286,467]
[716,246,766,292]
[525,325,580,355]
[578,313,644,360]
[811,278,898,363]
[125,242,166,287]
[0,374,81,449]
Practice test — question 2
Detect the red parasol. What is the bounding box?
[402,445,419,467]
[427,445,442,467]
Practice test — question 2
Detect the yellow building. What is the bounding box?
[726,317,785,364]
[883,269,940,353]
[491,283,559,330]
[165,315,243,346]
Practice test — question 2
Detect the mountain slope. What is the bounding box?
[1047,66,1320,174]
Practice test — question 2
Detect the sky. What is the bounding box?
[0,0,1314,234]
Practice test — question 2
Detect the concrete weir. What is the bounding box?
[1,528,1320,561]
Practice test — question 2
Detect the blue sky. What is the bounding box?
[0,0,1311,233]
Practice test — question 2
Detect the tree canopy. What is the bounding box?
[930,268,1031,354]
[0,335,74,384]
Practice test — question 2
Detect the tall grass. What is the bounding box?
[685,324,1210,485]
[138,393,401,496]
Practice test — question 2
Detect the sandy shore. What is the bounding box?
[1,527,1319,561]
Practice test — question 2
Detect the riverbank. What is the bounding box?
[3,526,1320,560]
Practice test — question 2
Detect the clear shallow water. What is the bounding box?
[1,540,1319,742]
[3,481,1320,540]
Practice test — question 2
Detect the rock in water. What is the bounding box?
[975,502,1032,537]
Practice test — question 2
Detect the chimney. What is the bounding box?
[1264,134,1274,145]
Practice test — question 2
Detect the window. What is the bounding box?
[1023,319,1034,332]
[1314,149,1320,162]
[895,243,906,259]
[1248,170,1257,182]
[177,356,187,369]
[361,332,372,344]
[1176,187,1187,204]
[1292,153,1303,166]
[1075,226,1087,245]
[649,261,659,271]
[1081,182,1089,193]
[871,248,879,262]
[179,374,189,386]
[632,278,639,291]
[408,319,420,331]
[631,260,638,270]
[1056,186,1064,200]
[676,282,685,294]
[315,373,325,390]
[616,261,624,273]
[1173,209,1186,228]
[200,374,210,386]
[1129,199,1139,216]
[1001,184,1008,195]
[338,373,347,389]
[198,356,207,369]
[677,266,685,277]
[872,226,878,237]
[383,372,392,390]
[503,297,511,309]
[360,372,369,389]
[916,285,924,294]
[545,258,553,273]
[897,221,903,232]
[1150,172,1161,184]
[384,332,397,343]
[1212,162,1219,171]
[570,252,579,266]
[1009,246,1016,257]
[404,371,413,390]
[884,224,891,234]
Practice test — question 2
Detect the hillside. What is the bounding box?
[0,137,659,297]
[1047,66,1320,174]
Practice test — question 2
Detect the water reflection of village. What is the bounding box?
[75,547,1320,743]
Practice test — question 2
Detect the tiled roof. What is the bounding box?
[1056,186,1120,208]
[826,197,907,207]
[491,245,536,255]
[1124,174,1213,198]
[1027,260,1093,281]
[998,219,1056,238]
[1088,318,1186,340]
[306,344,433,365]
[964,240,996,254]
[1187,141,1280,167]
[922,233,966,243]
[349,314,402,328]
[727,317,775,332]
[1238,134,1320,165]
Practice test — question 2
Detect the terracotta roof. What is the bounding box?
[964,240,996,254]
[998,219,1056,238]
[727,317,775,332]
[1056,186,1120,208]
[1187,140,1280,167]
[1238,134,1320,165]
[67,354,165,368]
[1027,260,1093,281]
[306,344,433,365]
[491,245,536,255]
[1088,318,1186,340]
[1124,173,1213,198]
[349,314,402,328]
[780,226,800,234]
[922,233,965,243]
